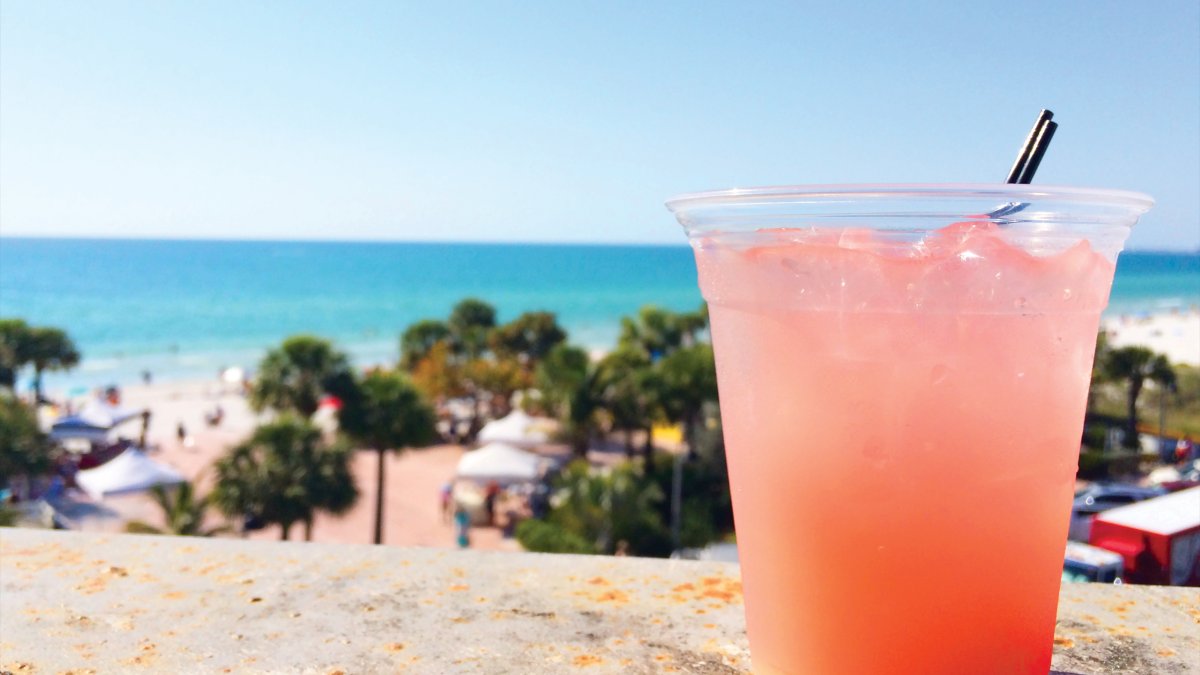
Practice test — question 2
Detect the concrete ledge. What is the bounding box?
[1,529,1196,673]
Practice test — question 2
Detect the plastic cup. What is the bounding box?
[666,185,1152,675]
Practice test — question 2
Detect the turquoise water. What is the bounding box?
[0,238,703,389]
[1,238,1197,391]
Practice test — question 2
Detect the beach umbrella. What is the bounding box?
[74,448,185,500]
[78,400,142,427]
[477,410,552,448]
[456,442,543,484]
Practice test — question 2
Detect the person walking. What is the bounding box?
[439,481,454,524]
[453,505,471,549]
[484,481,500,526]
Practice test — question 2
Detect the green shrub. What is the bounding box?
[1080,424,1108,451]
[1077,450,1142,481]
[515,519,594,554]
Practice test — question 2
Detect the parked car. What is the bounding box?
[1063,541,1124,584]
[1068,484,1167,542]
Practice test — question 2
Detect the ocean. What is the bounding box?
[1,238,1197,392]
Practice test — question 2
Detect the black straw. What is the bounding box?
[1005,109,1055,184]
[1016,120,1057,184]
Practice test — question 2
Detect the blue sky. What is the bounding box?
[1,1,1197,249]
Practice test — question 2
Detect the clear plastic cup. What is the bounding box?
[667,184,1153,675]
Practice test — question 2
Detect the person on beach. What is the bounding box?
[1177,436,1195,464]
[439,481,454,523]
[453,505,471,548]
[484,481,500,526]
[176,421,195,449]
[205,404,224,427]
[530,482,550,519]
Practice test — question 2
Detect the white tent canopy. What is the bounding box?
[49,416,111,443]
[74,449,185,500]
[50,401,143,442]
[456,442,543,484]
[477,410,551,448]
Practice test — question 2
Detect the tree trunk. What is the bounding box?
[642,426,654,459]
[281,522,292,541]
[572,432,588,459]
[624,429,635,458]
[1158,386,1168,439]
[304,517,314,542]
[32,367,44,403]
[373,446,386,544]
[466,392,482,443]
[1125,378,1143,449]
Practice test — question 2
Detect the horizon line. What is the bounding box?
[2,232,1198,255]
[0,232,693,249]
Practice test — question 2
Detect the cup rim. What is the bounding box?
[665,183,1155,214]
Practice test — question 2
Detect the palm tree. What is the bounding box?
[1150,362,1179,439]
[676,303,709,347]
[618,306,684,360]
[0,393,54,492]
[656,344,718,454]
[1087,331,1111,415]
[250,335,354,418]
[595,347,657,456]
[536,344,591,415]
[338,370,436,544]
[300,440,359,540]
[448,298,496,360]
[536,344,601,457]
[400,320,451,370]
[212,416,359,540]
[489,311,567,366]
[125,482,228,537]
[25,327,80,402]
[1101,346,1176,449]
[0,319,32,390]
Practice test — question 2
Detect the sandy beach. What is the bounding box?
[90,379,520,552]
[1102,308,1200,367]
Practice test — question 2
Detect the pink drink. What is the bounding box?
[669,186,1151,674]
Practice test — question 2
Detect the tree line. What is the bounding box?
[3,307,1194,550]
[222,298,722,551]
